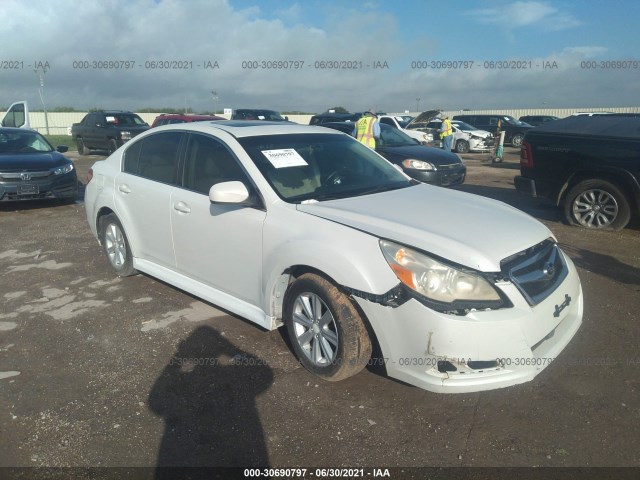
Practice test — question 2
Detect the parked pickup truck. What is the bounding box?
[71,110,149,155]
[514,114,640,230]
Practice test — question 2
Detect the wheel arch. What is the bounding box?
[558,169,640,212]
[96,209,137,257]
[271,264,384,371]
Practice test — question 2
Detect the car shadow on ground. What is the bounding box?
[0,180,85,211]
[485,161,521,170]
[558,245,640,287]
[451,183,564,223]
[149,325,273,476]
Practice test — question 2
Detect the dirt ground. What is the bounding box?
[1,147,639,476]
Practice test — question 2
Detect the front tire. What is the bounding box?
[99,214,137,276]
[107,139,119,155]
[285,273,372,382]
[564,179,631,230]
[455,139,470,153]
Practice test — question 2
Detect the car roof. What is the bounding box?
[157,113,221,118]
[150,120,344,138]
[96,110,136,114]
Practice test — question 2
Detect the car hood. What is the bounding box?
[0,152,70,170]
[464,129,492,138]
[297,184,552,272]
[378,144,461,165]
[406,110,442,129]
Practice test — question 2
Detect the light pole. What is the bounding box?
[211,90,218,114]
[416,97,421,113]
[34,66,50,135]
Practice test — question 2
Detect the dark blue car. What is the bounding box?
[0,128,77,202]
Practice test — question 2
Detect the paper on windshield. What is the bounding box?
[262,149,308,168]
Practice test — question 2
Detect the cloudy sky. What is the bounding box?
[2,0,639,113]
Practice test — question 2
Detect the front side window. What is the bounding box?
[122,132,182,184]
[239,133,412,202]
[1,104,25,128]
[182,134,248,194]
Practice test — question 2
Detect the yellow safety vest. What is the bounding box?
[439,118,453,139]
[355,116,376,148]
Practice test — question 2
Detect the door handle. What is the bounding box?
[173,201,191,214]
[118,184,131,194]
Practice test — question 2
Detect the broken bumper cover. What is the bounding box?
[468,138,493,151]
[353,255,583,393]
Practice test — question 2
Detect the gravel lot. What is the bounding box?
[1,148,639,475]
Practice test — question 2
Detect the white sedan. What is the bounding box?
[85,121,583,393]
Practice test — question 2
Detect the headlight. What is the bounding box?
[53,163,74,175]
[380,239,504,310]
[402,159,435,171]
[120,131,132,141]
[423,133,433,142]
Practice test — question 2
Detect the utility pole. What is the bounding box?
[416,97,421,113]
[34,66,50,135]
[211,90,219,114]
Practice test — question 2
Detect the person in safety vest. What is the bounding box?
[352,110,380,148]
[438,114,454,152]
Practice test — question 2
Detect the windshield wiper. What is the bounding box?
[347,182,412,197]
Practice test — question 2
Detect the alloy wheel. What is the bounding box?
[291,292,339,366]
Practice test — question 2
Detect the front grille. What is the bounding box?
[0,170,52,180]
[437,163,462,170]
[501,240,568,306]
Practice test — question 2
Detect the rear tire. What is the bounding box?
[99,214,137,276]
[510,134,524,147]
[285,273,372,382]
[76,137,87,155]
[564,179,631,230]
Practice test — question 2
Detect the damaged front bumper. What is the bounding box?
[352,255,583,393]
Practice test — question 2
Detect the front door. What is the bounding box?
[170,133,266,307]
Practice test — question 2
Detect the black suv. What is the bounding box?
[452,114,532,147]
[309,112,364,125]
[231,109,288,121]
[518,115,559,127]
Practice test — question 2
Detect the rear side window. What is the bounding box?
[122,132,183,185]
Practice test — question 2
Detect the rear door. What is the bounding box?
[114,131,185,269]
[1,101,29,128]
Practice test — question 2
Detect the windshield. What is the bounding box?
[238,133,412,203]
[0,130,54,154]
[377,125,418,147]
[236,110,286,121]
[106,114,148,126]
[452,121,477,131]
[503,116,529,127]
